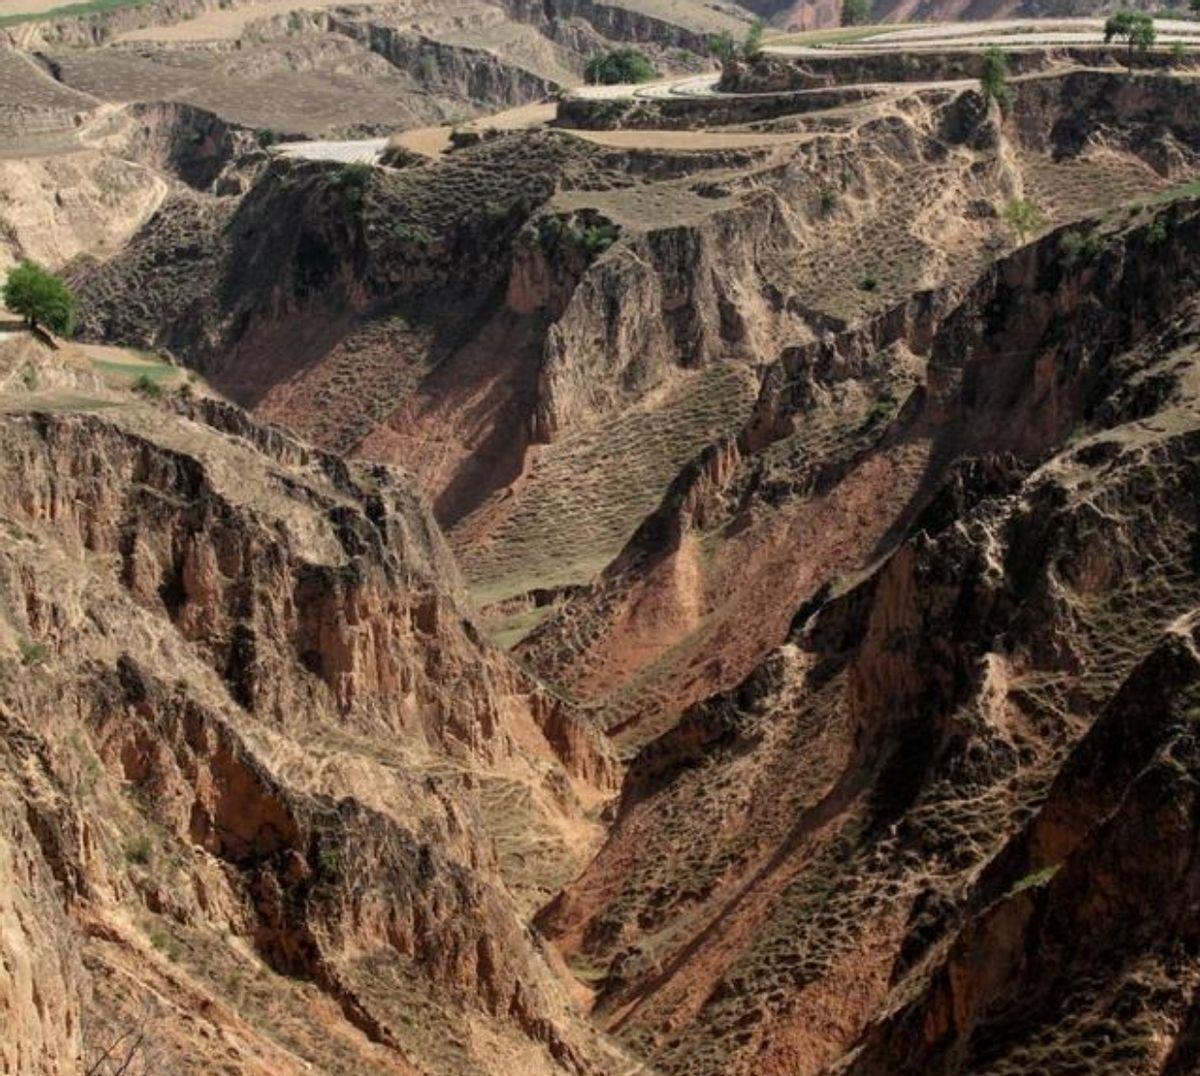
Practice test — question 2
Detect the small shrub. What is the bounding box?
[20,364,37,391]
[580,220,620,259]
[1147,217,1168,246]
[860,391,897,431]
[126,835,153,865]
[147,927,181,961]
[708,31,736,63]
[254,128,279,148]
[818,187,838,216]
[980,46,1013,114]
[330,162,373,190]
[1060,228,1106,267]
[131,373,163,398]
[842,0,871,25]
[742,19,765,60]
[18,637,48,666]
[1001,198,1046,241]
[860,267,879,291]
[536,214,620,262]
[316,847,341,881]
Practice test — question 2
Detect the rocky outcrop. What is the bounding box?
[500,0,749,55]
[517,69,1200,747]
[113,101,269,193]
[533,190,798,439]
[842,622,1200,1076]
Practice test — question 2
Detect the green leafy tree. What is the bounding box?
[1192,0,1200,15]
[584,47,658,85]
[980,46,1013,113]
[1104,11,1156,69]
[708,30,736,64]
[742,19,765,59]
[2,260,75,335]
[842,0,871,26]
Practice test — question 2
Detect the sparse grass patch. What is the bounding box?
[486,605,556,650]
[1153,178,1200,203]
[92,351,178,393]
[147,926,182,961]
[772,23,904,47]
[1010,864,1061,894]
[859,390,896,432]
[460,364,758,603]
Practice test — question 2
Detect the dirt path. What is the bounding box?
[574,128,806,149]
[275,137,387,164]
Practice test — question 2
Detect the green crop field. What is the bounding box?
[0,0,153,28]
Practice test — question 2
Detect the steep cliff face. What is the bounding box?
[5,0,745,51]
[69,68,1200,668]
[9,14,1200,1076]
[0,353,618,1074]
[844,624,1200,1076]
[533,198,1200,1074]
[518,69,1200,747]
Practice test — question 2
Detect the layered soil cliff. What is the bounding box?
[514,68,1200,745]
[72,69,1200,646]
[535,196,1200,1075]
[0,335,621,1074]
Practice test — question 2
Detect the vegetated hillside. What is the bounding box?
[537,195,1200,1076]
[0,0,747,141]
[0,335,621,1075]
[755,0,1193,27]
[24,27,1200,1076]
[518,67,1200,745]
[69,63,1200,666]
[67,124,785,612]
